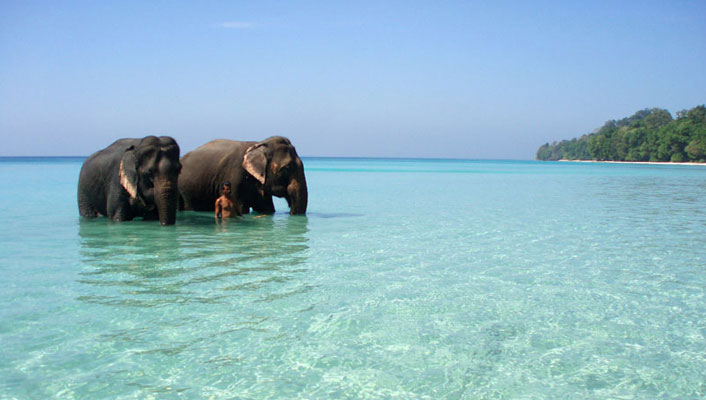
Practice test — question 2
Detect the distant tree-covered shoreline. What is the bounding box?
[537,105,706,162]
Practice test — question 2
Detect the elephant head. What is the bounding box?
[242,136,308,215]
[119,136,181,225]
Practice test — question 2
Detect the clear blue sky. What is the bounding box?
[1,1,705,158]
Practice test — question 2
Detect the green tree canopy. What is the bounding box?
[536,106,706,163]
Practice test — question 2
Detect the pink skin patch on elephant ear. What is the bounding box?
[243,145,267,185]
[119,160,138,199]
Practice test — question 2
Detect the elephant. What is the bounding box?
[78,136,181,225]
[179,136,307,215]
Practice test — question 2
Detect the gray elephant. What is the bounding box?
[78,136,181,225]
[179,136,307,215]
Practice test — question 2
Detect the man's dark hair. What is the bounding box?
[223,181,231,188]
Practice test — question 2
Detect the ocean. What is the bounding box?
[1,157,705,398]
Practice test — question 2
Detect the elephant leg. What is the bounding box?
[227,196,246,216]
[252,195,275,214]
[111,205,134,221]
[179,192,195,211]
[111,208,134,221]
[142,209,159,220]
[178,194,186,211]
[237,203,249,215]
[107,191,134,222]
[78,194,100,218]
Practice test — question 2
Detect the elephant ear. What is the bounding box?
[119,146,139,199]
[243,144,268,185]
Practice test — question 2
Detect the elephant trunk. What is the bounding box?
[154,178,178,225]
[286,171,308,215]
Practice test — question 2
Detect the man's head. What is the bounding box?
[222,181,232,195]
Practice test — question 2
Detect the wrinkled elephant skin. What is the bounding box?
[179,136,307,215]
[78,136,181,225]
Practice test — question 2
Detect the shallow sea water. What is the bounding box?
[1,157,705,399]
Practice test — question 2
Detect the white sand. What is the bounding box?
[558,159,706,166]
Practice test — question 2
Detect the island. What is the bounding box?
[537,105,706,163]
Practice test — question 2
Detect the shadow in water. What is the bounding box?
[77,213,310,308]
[305,212,363,219]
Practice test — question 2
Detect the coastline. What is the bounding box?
[558,159,706,166]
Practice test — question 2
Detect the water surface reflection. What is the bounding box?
[73,214,311,396]
[78,213,310,307]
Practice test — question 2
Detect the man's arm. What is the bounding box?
[215,198,222,218]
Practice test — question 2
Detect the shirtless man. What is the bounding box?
[215,181,238,219]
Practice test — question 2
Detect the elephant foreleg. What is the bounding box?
[236,202,249,215]
[78,197,100,218]
[107,191,134,222]
[251,195,275,214]
[142,208,159,220]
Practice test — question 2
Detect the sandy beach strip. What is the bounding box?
[558,159,706,166]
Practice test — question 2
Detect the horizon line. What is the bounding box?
[0,155,533,162]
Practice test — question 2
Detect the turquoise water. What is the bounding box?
[1,157,705,398]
